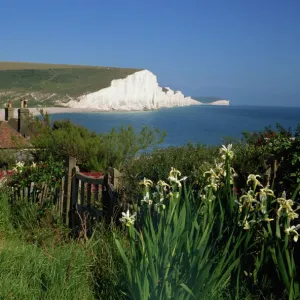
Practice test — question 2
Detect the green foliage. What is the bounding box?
[31,116,166,171]
[123,143,218,203]
[0,149,17,169]
[115,159,247,299]
[233,123,300,199]
[10,157,65,190]
[116,141,300,299]
[0,186,128,299]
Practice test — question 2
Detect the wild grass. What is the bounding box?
[0,190,128,299]
[0,238,94,300]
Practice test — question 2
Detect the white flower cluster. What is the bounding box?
[120,167,187,226]
[238,174,300,242]
[202,144,237,197]
[119,210,136,227]
[12,161,37,173]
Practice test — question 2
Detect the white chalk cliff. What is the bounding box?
[67,70,201,111]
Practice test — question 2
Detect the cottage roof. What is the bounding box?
[0,121,30,149]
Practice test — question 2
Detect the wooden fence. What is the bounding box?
[8,156,123,232]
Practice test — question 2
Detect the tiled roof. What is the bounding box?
[0,121,30,149]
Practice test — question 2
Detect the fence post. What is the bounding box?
[103,167,122,223]
[71,166,79,230]
[108,167,121,190]
[63,156,76,226]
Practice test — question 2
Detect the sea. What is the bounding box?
[49,105,300,147]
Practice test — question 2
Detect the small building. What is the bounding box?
[0,99,33,166]
[0,99,33,149]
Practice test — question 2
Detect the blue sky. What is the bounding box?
[0,0,299,106]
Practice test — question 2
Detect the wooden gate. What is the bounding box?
[64,157,122,233]
[7,157,123,234]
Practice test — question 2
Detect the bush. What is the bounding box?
[122,143,219,204]
[0,149,17,169]
[233,123,300,200]
[30,114,166,171]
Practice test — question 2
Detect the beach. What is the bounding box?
[0,107,112,120]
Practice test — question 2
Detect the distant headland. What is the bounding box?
[0,62,229,112]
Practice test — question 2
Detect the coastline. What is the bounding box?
[0,102,229,121]
[0,107,142,120]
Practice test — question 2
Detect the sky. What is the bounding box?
[0,0,299,106]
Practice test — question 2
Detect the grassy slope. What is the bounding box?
[0,62,141,107]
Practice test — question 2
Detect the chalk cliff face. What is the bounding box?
[207,100,230,106]
[67,70,200,111]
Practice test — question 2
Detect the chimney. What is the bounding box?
[4,101,14,121]
[18,99,30,137]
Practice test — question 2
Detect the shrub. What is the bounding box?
[30,113,166,171]
[233,123,300,201]
[122,143,219,204]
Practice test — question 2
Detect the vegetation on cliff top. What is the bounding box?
[0,61,141,107]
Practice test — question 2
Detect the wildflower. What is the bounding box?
[157,180,170,190]
[257,187,275,198]
[220,144,234,160]
[168,168,187,187]
[31,162,37,168]
[235,200,243,213]
[240,190,260,211]
[205,182,218,192]
[256,187,275,214]
[246,174,263,188]
[169,167,181,178]
[139,178,153,187]
[285,225,300,242]
[141,192,153,206]
[277,197,294,217]
[243,220,250,230]
[288,211,299,220]
[119,210,136,227]
[16,161,25,168]
[203,169,218,179]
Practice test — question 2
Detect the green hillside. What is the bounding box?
[0,62,141,107]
